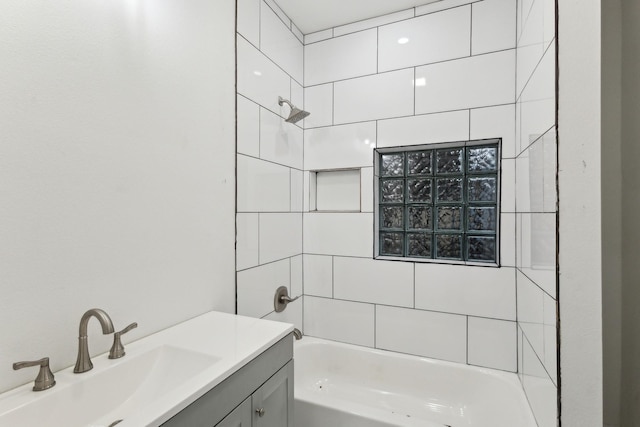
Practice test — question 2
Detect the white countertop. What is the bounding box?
[0,311,293,427]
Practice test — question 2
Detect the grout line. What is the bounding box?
[237,152,304,172]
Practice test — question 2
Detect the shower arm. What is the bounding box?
[278,97,294,109]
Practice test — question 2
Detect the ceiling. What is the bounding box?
[274,0,442,35]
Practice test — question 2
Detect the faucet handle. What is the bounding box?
[109,322,138,359]
[13,357,56,391]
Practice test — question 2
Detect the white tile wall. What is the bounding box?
[542,291,557,384]
[304,122,376,170]
[315,169,361,211]
[291,23,304,44]
[303,254,333,297]
[237,37,291,115]
[237,96,260,157]
[378,110,470,148]
[303,213,373,257]
[360,167,374,213]
[304,296,375,347]
[416,0,478,16]
[415,49,516,114]
[415,264,516,320]
[291,169,303,212]
[517,44,556,155]
[378,7,470,72]
[263,0,290,28]
[237,0,260,48]
[468,317,517,371]
[260,107,303,169]
[471,0,517,55]
[376,305,467,363]
[502,158,516,213]
[265,297,302,330]
[334,9,415,38]
[333,257,414,307]
[304,29,333,45]
[237,258,290,318]
[260,3,303,83]
[237,154,290,212]
[501,213,517,267]
[334,68,415,124]
[291,254,303,297]
[259,213,302,264]
[304,83,333,128]
[305,29,377,86]
[470,104,517,159]
[516,128,557,213]
[516,0,545,98]
[237,213,259,270]
[522,338,558,427]
[517,213,556,298]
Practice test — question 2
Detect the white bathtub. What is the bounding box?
[294,337,538,427]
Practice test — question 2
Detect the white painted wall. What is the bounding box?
[558,0,604,425]
[620,0,640,425]
[0,0,236,393]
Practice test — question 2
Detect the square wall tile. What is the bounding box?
[516,0,545,97]
[265,297,302,330]
[543,291,557,385]
[237,155,290,212]
[415,264,516,320]
[238,259,290,318]
[237,213,259,271]
[304,296,375,347]
[304,213,373,257]
[304,83,333,129]
[291,80,304,127]
[260,107,303,169]
[334,68,415,124]
[378,6,471,72]
[376,306,467,363]
[472,0,517,55]
[237,0,260,47]
[361,167,374,213]
[237,96,260,158]
[468,317,517,371]
[378,110,470,148]
[259,213,302,264]
[415,49,516,114]
[304,122,376,170]
[470,104,516,159]
[260,3,303,83]
[305,29,377,86]
[303,255,333,298]
[334,257,414,308]
[291,169,303,212]
[237,37,291,115]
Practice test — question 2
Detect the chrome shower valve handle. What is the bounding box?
[274,286,301,313]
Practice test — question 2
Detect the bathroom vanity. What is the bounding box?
[0,311,293,427]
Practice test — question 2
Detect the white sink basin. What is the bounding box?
[0,345,220,427]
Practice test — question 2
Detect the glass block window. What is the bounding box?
[376,140,500,264]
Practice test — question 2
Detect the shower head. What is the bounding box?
[278,96,310,124]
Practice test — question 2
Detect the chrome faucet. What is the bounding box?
[74,308,115,373]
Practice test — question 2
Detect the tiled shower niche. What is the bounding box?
[375,140,501,264]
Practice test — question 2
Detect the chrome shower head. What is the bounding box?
[278,96,310,124]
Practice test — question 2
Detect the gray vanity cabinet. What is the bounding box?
[217,361,293,427]
[162,335,293,427]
